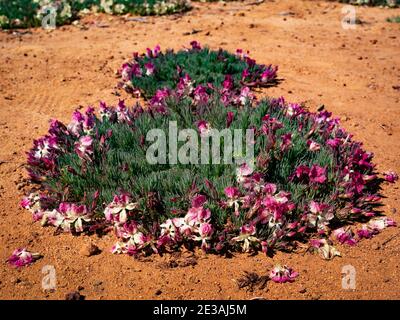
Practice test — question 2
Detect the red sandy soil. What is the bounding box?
[0,0,399,300]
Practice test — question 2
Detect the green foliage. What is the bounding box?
[336,0,399,6]
[129,47,276,99]
[0,0,191,29]
[387,15,400,22]
[45,94,336,230]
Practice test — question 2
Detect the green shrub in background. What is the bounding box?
[0,0,191,29]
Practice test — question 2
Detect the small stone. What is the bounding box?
[79,243,100,257]
[65,291,85,300]
[299,288,307,294]
[155,289,162,296]
[391,208,397,214]
[372,243,381,250]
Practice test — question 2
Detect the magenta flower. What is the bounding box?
[224,187,242,216]
[280,133,292,152]
[74,135,93,161]
[192,194,207,208]
[383,171,398,183]
[222,75,234,91]
[120,63,132,81]
[224,187,240,199]
[309,239,341,260]
[104,194,138,224]
[8,248,41,268]
[144,62,155,76]
[356,226,375,239]
[177,74,193,95]
[226,111,234,128]
[190,41,202,50]
[198,222,213,238]
[131,63,142,77]
[197,120,211,136]
[236,163,253,183]
[269,265,298,283]
[241,68,250,80]
[193,85,209,103]
[309,165,327,184]
[160,218,187,241]
[261,66,278,82]
[232,224,258,252]
[332,227,357,246]
[238,87,253,106]
[367,217,396,231]
[185,206,211,225]
[146,45,161,58]
[58,203,91,233]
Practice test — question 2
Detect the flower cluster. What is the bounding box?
[21,43,397,263]
[118,42,278,100]
[8,248,41,268]
[269,265,299,283]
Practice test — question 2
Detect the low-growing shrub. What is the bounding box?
[0,0,191,29]
[22,78,396,256]
[387,15,400,22]
[118,42,278,99]
[334,0,399,6]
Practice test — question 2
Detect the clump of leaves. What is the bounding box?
[387,16,400,23]
[0,0,191,29]
[118,42,278,99]
[335,0,399,6]
[23,79,390,256]
[236,271,269,291]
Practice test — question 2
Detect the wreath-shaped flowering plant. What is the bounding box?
[22,74,396,257]
[118,42,278,99]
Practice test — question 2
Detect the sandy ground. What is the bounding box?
[0,0,399,300]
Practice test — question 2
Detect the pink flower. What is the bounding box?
[293,165,310,180]
[185,206,211,225]
[309,165,327,184]
[199,223,213,238]
[8,248,41,268]
[146,45,161,58]
[367,217,396,231]
[226,111,234,128]
[197,120,210,136]
[307,140,321,152]
[191,194,207,208]
[280,133,292,152]
[232,224,258,252]
[104,194,138,224]
[327,138,341,148]
[74,135,93,161]
[222,75,234,91]
[261,66,278,82]
[238,87,253,105]
[236,163,253,183]
[144,63,155,76]
[58,203,91,233]
[269,265,298,283]
[193,85,209,103]
[384,171,398,183]
[120,63,132,81]
[356,226,375,239]
[190,40,201,50]
[160,218,186,241]
[332,227,357,246]
[224,187,240,199]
